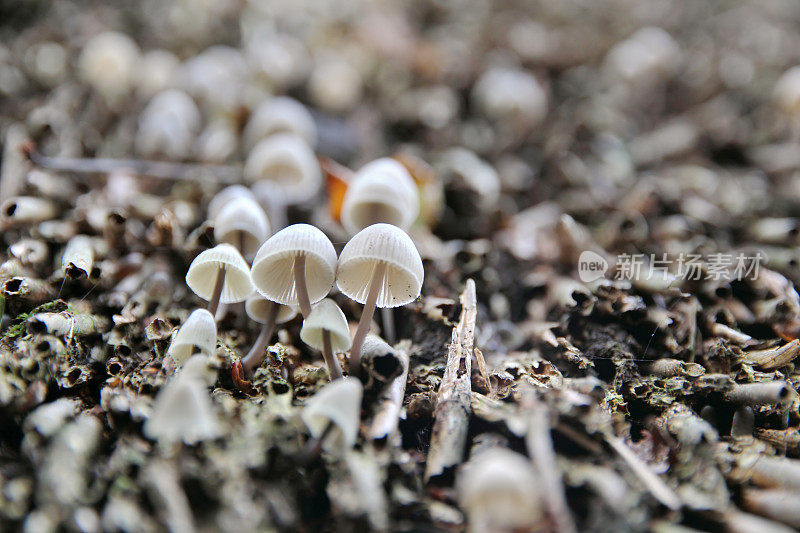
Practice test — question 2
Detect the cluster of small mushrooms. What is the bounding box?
[154,151,423,452]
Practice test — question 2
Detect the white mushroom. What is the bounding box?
[78,31,140,105]
[243,133,322,204]
[250,224,337,317]
[300,298,350,380]
[243,96,317,150]
[471,67,547,128]
[135,89,201,160]
[456,448,543,532]
[301,377,363,455]
[144,362,220,445]
[185,244,254,315]
[166,309,217,365]
[207,185,256,221]
[340,158,420,234]
[212,196,271,259]
[336,223,423,375]
[240,294,298,375]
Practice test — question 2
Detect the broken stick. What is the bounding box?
[368,341,410,443]
[425,279,476,483]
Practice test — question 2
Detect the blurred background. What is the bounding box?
[3,0,800,294]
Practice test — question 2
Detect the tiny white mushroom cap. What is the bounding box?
[144,374,220,445]
[456,448,542,531]
[341,158,420,234]
[337,223,424,308]
[207,185,256,221]
[250,224,337,306]
[471,67,547,126]
[136,89,201,159]
[213,196,271,257]
[243,96,317,150]
[78,31,140,102]
[300,298,352,353]
[301,377,363,455]
[167,309,217,365]
[185,244,254,304]
[245,294,298,324]
[775,66,800,114]
[243,133,322,203]
[180,354,217,387]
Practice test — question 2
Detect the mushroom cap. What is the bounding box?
[245,294,298,324]
[300,298,352,353]
[456,448,542,530]
[185,244,254,304]
[243,133,321,203]
[336,223,423,308]
[167,309,217,364]
[207,185,256,220]
[301,377,363,455]
[78,31,140,99]
[144,373,220,445]
[243,96,317,150]
[775,66,800,114]
[341,158,420,234]
[250,224,337,306]
[213,196,271,257]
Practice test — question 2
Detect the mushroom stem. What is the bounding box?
[321,329,343,380]
[241,302,279,375]
[381,307,396,344]
[349,261,386,377]
[294,253,312,318]
[303,421,334,462]
[207,266,226,316]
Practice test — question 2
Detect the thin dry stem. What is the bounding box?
[241,302,279,375]
[349,261,387,377]
[294,253,312,318]
[322,329,343,380]
[207,266,226,316]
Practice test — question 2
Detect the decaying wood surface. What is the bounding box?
[424,279,476,483]
[368,341,410,442]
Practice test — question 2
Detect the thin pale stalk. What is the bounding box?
[208,266,226,316]
[241,302,279,375]
[294,253,312,318]
[322,329,343,380]
[349,262,386,377]
[302,421,334,463]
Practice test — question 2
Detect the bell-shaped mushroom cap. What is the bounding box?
[775,66,800,114]
[245,294,298,324]
[185,244,254,304]
[243,133,321,203]
[301,377,362,455]
[167,309,217,365]
[300,298,352,353]
[144,373,220,445]
[456,448,542,531]
[341,158,420,234]
[207,185,256,220]
[243,96,317,150]
[213,196,271,257]
[250,224,337,306]
[78,31,140,101]
[179,354,217,387]
[336,223,424,308]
